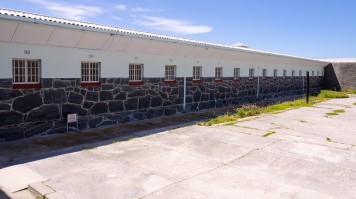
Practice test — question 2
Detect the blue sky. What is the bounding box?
[1,0,355,59]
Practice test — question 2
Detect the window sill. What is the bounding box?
[192,79,202,84]
[215,79,223,83]
[81,82,101,87]
[128,81,144,86]
[13,83,41,89]
[164,80,177,84]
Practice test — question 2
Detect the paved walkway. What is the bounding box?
[1,95,356,198]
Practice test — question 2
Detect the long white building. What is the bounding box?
[0,8,330,141]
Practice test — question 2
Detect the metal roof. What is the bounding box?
[0,8,329,64]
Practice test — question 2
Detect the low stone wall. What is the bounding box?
[0,76,322,141]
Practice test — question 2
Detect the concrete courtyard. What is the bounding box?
[1,95,356,198]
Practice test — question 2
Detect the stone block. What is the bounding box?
[124,97,138,110]
[0,89,22,100]
[83,101,94,109]
[165,107,176,116]
[68,92,84,104]
[44,89,67,104]
[13,92,43,113]
[0,102,11,111]
[108,101,124,112]
[85,91,99,102]
[154,107,165,117]
[114,92,127,100]
[26,105,61,122]
[132,112,145,120]
[145,108,155,119]
[25,122,53,137]
[128,90,146,97]
[151,96,162,107]
[90,102,108,115]
[88,117,103,128]
[138,95,151,109]
[62,103,88,117]
[102,84,114,90]
[53,79,71,88]
[100,91,113,101]
[0,127,24,141]
[193,90,201,102]
[0,111,23,126]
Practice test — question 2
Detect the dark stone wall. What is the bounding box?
[324,62,356,90]
[0,76,322,142]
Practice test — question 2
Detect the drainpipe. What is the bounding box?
[257,67,260,99]
[183,76,186,112]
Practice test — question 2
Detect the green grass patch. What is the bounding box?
[353,102,356,106]
[299,120,307,123]
[333,109,345,113]
[326,137,332,142]
[326,112,338,116]
[342,89,356,94]
[318,90,349,98]
[199,90,349,126]
[263,131,276,137]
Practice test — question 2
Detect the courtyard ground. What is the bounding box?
[0,95,356,199]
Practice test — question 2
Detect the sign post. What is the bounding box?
[67,113,78,133]
[306,71,310,103]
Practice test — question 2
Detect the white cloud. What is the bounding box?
[115,4,127,11]
[136,16,213,34]
[131,7,151,12]
[25,0,102,21]
[112,16,121,21]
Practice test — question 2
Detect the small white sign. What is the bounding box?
[67,113,78,123]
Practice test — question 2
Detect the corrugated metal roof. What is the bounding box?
[0,8,329,64]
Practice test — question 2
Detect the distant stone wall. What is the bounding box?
[324,62,356,90]
[0,76,322,142]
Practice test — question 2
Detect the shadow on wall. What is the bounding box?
[324,63,341,91]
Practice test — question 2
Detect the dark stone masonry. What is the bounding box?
[0,76,322,142]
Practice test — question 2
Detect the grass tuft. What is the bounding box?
[299,120,307,123]
[333,109,345,113]
[199,90,349,126]
[326,137,332,142]
[342,89,356,94]
[326,112,338,116]
[353,102,356,106]
[263,131,276,137]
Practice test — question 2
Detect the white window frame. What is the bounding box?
[317,71,320,76]
[193,66,202,80]
[299,70,302,77]
[273,69,278,78]
[283,70,287,78]
[249,68,255,79]
[129,64,144,82]
[12,59,41,84]
[262,69,267,79]
[165,65,176,81]
[233,68,240,79]
[81,62,101,82]
[291,70,295,77]
[215,67,223,80]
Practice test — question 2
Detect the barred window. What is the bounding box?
[292,70,295,77]
[12,59,41,83]
[215,67,223,80]
[317,71,320,76]
[165,65,176,81]
[249,68,255,79]
[283,70,287,77]
[299,70,302,77]
[193,66,202,80]
[262,69,267,79]
[312,71,314,76]
[129,64,144,81]
[81,62,100,82]
[234,68,240,79]
[273,69,278,78]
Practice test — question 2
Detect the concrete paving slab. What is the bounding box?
[230,150,356,198]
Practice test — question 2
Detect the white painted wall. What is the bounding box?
[0,41,325,79]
